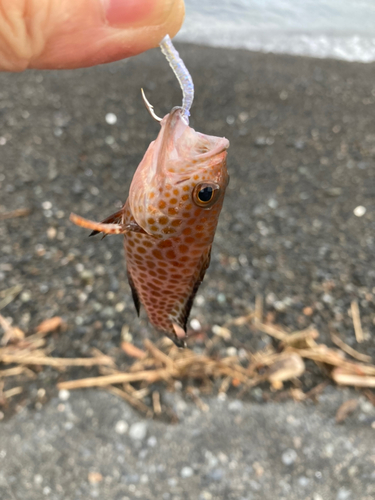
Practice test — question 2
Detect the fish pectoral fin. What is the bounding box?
[70,212,127,237]
[86,208,125,237]
[70,211,146,239]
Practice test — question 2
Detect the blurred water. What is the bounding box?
[176,0,375,62]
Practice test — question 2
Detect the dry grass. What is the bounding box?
[0,295,374,417]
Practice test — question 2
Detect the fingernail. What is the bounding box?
[103,0,175,27]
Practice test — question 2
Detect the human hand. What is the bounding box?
[0,0,185,71]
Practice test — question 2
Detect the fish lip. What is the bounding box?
[163,107,230,160]
[193,137,229,159]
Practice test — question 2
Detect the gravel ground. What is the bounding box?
[1,388,375,500]
[0,44,375,499]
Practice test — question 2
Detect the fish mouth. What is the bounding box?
[192,134,229,159]
[158,107,229,165]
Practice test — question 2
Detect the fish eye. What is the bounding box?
[193,182,220,208]
[198,186,213,202]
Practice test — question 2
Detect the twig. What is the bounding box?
[331,333,371,363]
[144,339,176,370]
[282,328,319,347]
[0,285,23,311]
[0,366,27,378]
[0,353,114,367]
[335,399,358,423]
[152,391,162,414]
[3,386,23,398]
[186,387,209,412]
[58,369,172,390]
[351,300,364,343]
[332,368,375,387]
[253,321,288,341]
[0,208,31,220]
[105,386,153,417]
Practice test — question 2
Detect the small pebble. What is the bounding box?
[115,420,129,435]
[147,436,157,447]
[217,293,226,303]
[115,302,126,313]
[58,389,70,401]
[34,474,43,485]
[337,487,352,500]
[180,466,194,478]
[105,113,117,125]
[105,135,115,145]
[129,422,147,440]
[228,400,243,412]
[353,206,366,217]
[190,318,201,331]
[281,449,297,466]
[47,227,56,239]
[42,201,52,210]
[88,472,103,484]
[20,291,32,302]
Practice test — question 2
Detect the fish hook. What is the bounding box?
[141,35,195,125]
[141,88,162,122]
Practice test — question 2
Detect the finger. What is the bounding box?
[0,0,185,71]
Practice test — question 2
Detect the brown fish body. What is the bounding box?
[122,108,229,345]
[71,107,229,346]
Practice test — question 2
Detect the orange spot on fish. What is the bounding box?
[158,201,166,209]
[169,198,178,204]
[148,217,155,224]
[181,194,189,201]
[159,216,169,225]
[166,250,176,259]
[183,185,190,192]
[152,249,163,260]
[178,244,189,253]
[160,239,172,248]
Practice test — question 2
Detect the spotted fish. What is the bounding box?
[70,36,229,346]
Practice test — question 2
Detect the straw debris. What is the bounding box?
[1,295,374,416]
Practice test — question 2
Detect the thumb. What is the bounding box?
[0,0,185,71]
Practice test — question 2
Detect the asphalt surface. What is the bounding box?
[0,44,375,499]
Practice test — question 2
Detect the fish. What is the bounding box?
[70,36,229,347]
